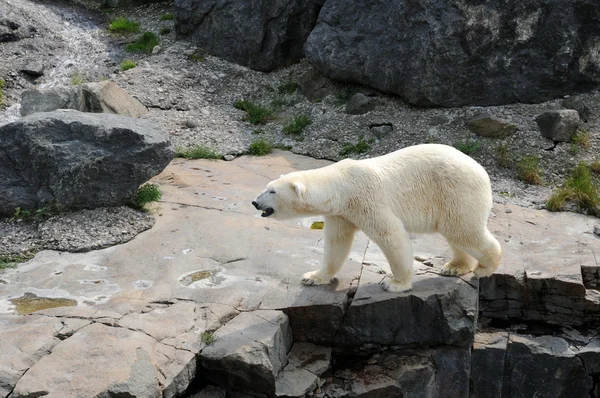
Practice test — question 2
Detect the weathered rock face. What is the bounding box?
[20,81,147,118]
[174,0,325,72]
[0,7,35,43]
[471,330,598,398]
[0,110,174,216]
[305,0,600,107]
[535,109,582,142]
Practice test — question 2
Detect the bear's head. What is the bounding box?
[252,172,311,220]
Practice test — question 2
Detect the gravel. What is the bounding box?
[1,0,599,258]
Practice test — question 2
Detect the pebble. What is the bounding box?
[186,119,198,128]
[224,154,235,161]
[505,208,512,213]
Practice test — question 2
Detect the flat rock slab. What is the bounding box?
[1,150,600,396]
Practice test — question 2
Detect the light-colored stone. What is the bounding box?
[275,366,317,397]
[467,113,517,138]
[287,343,331,376]
[81,80,147,118]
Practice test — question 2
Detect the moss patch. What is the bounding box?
[10,293,77,315]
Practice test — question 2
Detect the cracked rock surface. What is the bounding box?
[1,152,600,397]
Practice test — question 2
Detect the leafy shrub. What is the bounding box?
[120,60,137,71]
[340,137,371,156]
[453,140,481,155]
[134,183,162,209]
[126,32,159,53]
[248,137,273,156]
[283,115,311,136]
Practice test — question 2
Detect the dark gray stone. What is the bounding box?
[467,114,517,138]
[0,9,35,43]
[470,331,509,398]
[370,124,393,139]
[200,310,293,396]
[20,61,44,77]
[345,93,376,115]
[535,109,581,142]
[562,97,591,122]
[174,0,325,72]
[334,271,478,351]
[298,69,332,101]
[0,110,174,216]
[578,337,600,375]
[20,86,82,116]
[305,0,600,107]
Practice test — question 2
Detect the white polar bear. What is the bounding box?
[252,144,502,292]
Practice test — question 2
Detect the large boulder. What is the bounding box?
[20,81,147,118]
[0,8,35,43]
[0,110,174,216]
[305,0,600,107]
[174,0,325,72]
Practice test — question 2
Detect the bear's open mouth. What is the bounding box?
[261,208,274,217]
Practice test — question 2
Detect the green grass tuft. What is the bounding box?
[0,78,5,105]
[278,82,298,94]
[495,143,511,168]
[187,49,206,62]
[234,100,273,125]
[176,145,221,159]
[201,331,217,345]
[571,127,591,150]
[160,13,174,21]
[283,115,311,136]
[126,32,159,53]
[453,140,481,155]
[159,27,171,35]
[517,156,543,185]
[248,137,273,156]
[120,60,137,71]
[0,254,33,270]
[547,163,599,215]
[134,183,162,209]
[71,71,85,86]
[108,17,140,34]
[591,160,600,175]
[340,137,371,156]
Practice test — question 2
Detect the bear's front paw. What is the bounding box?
[381,278,412,293]
[473,265,495,278]
[301,270,334,286]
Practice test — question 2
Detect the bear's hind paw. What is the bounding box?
[301,270,334,286]
[381,278,412,293]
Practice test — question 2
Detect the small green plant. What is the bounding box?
[283,115,311,136]
[71,71,85,86]
[176,144,221,159]
[335,88,357,106]
[108,17,140,33]
[495,143,511,168]
[453,140,481,155]
[248,137,273,156]
[234,100,273,125]
[160,13,174,21]
[547,163,599,215]
[159,27,171,35]
[278,82,298,94]
[310,221,324,230]
[0,254,32,270]
[340,137,371,156]
[571,127,591,150]
[273,144,293,151]
[134,183,162,209]
[517,156,543,185]
[201,331,217,345]
[10,206,54,222]
[591,160,600,174]
[252,129,264,135]
[0,78,5,105]
[120,60,137,71]
[187,49,206,62]
[126,32,159,53]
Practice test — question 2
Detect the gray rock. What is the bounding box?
[535,109,581,142]
[298,68,332,102]
[305,0,600,107]
[0,9,35,43]
[287,343,331,376]
[275,366,317,397]
[370,124,393,139]
[21,81,147,118]
[471,331,509,398]
[200,310,293,395]
[174,0,326,72]
[594,225,600,236]
[467,114,517,138]
[186,119,198,128]
[223,154,235,161]
[562,96,591,122]
[20,86,82,116]
[190,385,227,398]
[20,61,44,77]
[335,268,478,350]
[152,45,161,55]
[0,110,174,216]
[345,93,376,115]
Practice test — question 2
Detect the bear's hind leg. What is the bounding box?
[302,216,357,286]
[362,217,414,293]
[440,245,477,276]
[451,229,502,278]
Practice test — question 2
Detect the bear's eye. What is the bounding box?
[269,190,276,194]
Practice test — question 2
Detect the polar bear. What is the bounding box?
[252,144,502,292]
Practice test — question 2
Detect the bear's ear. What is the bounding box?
[292,181,306,196]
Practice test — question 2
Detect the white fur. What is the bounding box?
[253,144,502,292]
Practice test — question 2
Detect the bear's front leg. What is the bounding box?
[302,216,357,286]
[362,216,414,293]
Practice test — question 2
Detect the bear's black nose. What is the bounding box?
[252,201,260,209]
